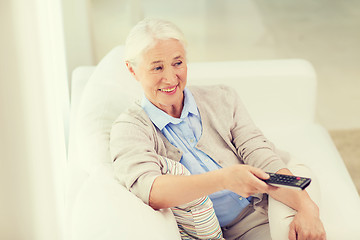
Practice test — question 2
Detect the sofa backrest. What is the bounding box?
[187,59,317,129]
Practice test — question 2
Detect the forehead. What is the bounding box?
[142,39,186,64]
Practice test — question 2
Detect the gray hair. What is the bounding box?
[124,18,187,67]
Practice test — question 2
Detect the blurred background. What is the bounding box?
[65,0,360,195]
[1,0,359,239]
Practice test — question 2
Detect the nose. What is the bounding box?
[162,67,178,84]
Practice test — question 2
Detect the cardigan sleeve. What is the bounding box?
[110,112,162,205]
[227,86,287,173]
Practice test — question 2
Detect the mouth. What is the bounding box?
[159,85,178,94]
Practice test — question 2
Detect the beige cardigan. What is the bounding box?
[110,85,287,205]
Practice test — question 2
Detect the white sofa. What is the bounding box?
[67,46,360,240]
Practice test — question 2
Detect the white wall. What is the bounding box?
[81,0,360,130]
[0,0,68,239]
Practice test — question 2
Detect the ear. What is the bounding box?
[126,61,138,80]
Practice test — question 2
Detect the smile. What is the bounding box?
[159,85,177,92]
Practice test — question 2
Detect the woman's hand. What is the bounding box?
[220,165,275,197]
[289,204,326,240]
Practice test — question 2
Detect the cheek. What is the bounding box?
[141,76,161,92]
[179,67,187,81]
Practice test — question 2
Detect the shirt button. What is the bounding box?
[239,197,243,200]
[190,138,194,143]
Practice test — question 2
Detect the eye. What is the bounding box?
[153,66,163,71]
[174,61,183,67]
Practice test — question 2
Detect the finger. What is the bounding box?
[289,222,296,240]
[288,226,297,240]
[249,166,269,180]
[246,167,271,189]
[249,175,272,193]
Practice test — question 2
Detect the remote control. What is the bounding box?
[262,172,311,190]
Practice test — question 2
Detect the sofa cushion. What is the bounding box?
[76,46,142,174]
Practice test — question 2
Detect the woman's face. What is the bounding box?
[127,39,187,117]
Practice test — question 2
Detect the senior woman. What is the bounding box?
[110,18,326,240]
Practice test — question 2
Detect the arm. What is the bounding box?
[268,168,318,212]
[149,164,273,209]
[110,115,164,205]
[150,171,222,209]
[268,168,326,240]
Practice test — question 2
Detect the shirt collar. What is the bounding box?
[141,87,199,130]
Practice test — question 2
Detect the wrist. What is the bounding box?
[297,197,319,215]
[210,168,226,192]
